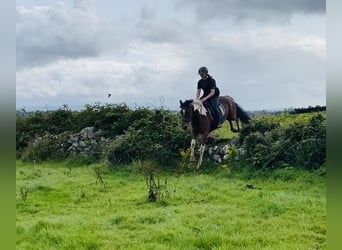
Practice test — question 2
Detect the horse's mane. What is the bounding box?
[181,99,207,116]
[183,99,193,106]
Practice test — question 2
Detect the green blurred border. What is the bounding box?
[327,0,342,249]
[0,0,15,249]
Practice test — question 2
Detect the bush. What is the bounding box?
[16,103,146,159]
[107,110,191,170]
[239,120,283,169]
[239,114,326,171]
[74,103,132,137]
[17,104,192,167]
[21,132,71,162]
[282,114,326,170]
[17,103,325,172]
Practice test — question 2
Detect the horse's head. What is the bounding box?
[179,99,193,130]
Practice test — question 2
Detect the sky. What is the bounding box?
[16,0,326,111]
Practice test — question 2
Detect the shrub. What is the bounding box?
[17,103,326,172]
[239,114,326,171]
[282,114,326,170]
[74,103,132,137]
[107,110,191,170]
[21,132,71,162]
[240,120,283,169]
[17,104,191,167]
[239,119,280,145]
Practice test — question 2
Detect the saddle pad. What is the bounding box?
[206,103,225,121]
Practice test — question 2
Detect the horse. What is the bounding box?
[179,95,250,168]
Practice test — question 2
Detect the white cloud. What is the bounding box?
[16,1,123,69]
[294,36,325,58]
[210,27,325,59]
[16,0,326,111]
[176,0,325,22]
[73,0,97,11]
[17,59,147,98]
[16,49,193,110]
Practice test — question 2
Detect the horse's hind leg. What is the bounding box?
[235,120,240,132]
[229,120,239,133]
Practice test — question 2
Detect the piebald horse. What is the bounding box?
[179,95,250,168]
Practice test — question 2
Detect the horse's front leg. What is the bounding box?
[190,138,196,162]
[196,143,206,169]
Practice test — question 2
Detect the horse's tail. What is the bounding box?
[236,103,251,124]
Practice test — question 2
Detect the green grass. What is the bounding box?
[213,111,326,139]
[16,161,326,249]
[212,121,238,139]
[250,111,326,127]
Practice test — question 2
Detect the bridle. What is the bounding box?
[180,104,193,129]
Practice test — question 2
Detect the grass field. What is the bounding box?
[16,161,326,249]
[212,111,326,140]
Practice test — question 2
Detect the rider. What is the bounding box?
[196,66,221,128]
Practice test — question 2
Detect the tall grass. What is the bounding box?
[16,161,326,249]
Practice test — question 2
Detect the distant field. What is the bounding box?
[213,110,326,139]
[16,161,326,249]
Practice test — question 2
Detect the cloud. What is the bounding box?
[129,2,191,44]
[16,0,188,70]
[15,0,326,111]
[73,0,97,11]
[132,20,189,44]
[210,27,326,59]
[139,1,157,21]
[176,0,325,22]
[16,48,193,110]
[17,59,148,98]
[16,1,123,69]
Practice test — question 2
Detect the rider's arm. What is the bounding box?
[200,88,215,103]
[196,89,201,99]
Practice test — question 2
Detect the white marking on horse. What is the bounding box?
[197,144,206,169]
[192,100,207,116]
[190,139,196,162]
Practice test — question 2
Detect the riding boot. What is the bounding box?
[216,120,221,128]
[212,110,220,128]
[216,113,221,128]
[208,97,220,129]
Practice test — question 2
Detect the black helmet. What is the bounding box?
[198,66,208,74]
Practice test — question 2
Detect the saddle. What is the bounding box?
[192,100,225,123]
[203,103,225,123]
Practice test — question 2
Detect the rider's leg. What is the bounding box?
[208,97,220,128]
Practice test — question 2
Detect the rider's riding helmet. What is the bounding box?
[198,66,208,75]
